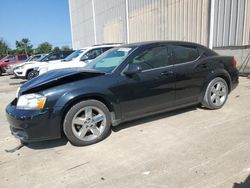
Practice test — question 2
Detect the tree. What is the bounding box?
[0,39,10,58]
[35,42,53,54]
[61,45,72,51]
[53,46,61,52]
[16,38,33,54]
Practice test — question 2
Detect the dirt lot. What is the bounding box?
[0,75,250,188]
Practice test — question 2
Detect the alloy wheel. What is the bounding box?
[71,106,107,141]
[210,80,227,106]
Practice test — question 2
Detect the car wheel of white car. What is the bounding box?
[27,70,38,80]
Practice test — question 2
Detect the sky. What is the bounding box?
[0,0,72,49]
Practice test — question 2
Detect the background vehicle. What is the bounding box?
[38,44,121,75]
[6,54,47,75]
[14,51,73,80]
[6,41,239,146]
[0,54,28,75]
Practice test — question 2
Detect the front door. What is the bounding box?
[116,45,176,120]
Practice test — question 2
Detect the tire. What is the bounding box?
[27,70,38,80]
[0,69,2,76]
[63,100,111,146]
[202,77,229,109]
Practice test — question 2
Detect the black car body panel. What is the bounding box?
[6,41,239,142]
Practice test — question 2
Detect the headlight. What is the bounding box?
[16,66,23,69]
[6,64,12,69]
[16,93,46,110]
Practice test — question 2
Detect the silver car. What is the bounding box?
[6,54,47,75]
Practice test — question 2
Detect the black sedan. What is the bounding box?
[6,41,239,146]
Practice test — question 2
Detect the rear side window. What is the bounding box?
[131,46,170,71]
[30,55,41,61]
[172,45,199,64]
[18,55,27,60]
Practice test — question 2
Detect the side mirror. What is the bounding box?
[123,64,142,75]
[80,55,89,61]
[4,59,9,62]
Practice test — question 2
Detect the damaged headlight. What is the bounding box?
[16,93,46,110]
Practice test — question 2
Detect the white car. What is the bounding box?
[6,54,47,75]
[38,44,121,76]
[14,51,73,80]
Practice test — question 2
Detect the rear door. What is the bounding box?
[117,45,175,119]
[170,44,205,106]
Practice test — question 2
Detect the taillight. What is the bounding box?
[231,57,237,70]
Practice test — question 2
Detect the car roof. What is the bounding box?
[119,40,208,49]
[77,43,122,51]
[49,50,74,54]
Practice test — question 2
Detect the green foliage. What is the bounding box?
[53,46,61,52]
[61,45,72,51]
[1,38,72,57]
[0,39,10,58]
[15,38,33,54]
[35,42,53,54]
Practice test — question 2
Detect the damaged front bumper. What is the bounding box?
[5,101,62,142]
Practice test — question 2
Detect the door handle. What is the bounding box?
[160,70,174,76]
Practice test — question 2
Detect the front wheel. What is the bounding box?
[27,70,38,80]
[202,77,229,109]
[63,100,111,146]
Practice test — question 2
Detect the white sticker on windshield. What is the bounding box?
[117,48,132,52]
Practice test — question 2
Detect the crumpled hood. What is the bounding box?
[19,68,105,94]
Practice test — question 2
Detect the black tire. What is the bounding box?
[63,100,111,146]
[202,77,229,109]
[27,70,38,80]
[0,68,2,76]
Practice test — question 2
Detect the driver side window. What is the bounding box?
[131,46,170,71]
[48,54,59,61]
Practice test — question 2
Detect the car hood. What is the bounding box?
[12,62,26,68]
[0,62,8,66]
[19,68,106,94]
[48,61,86,70]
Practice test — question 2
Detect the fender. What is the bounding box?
[54,86,122,122]
[198,68,232,102]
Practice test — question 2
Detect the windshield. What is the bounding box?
[85,47,134,73]
[36,56,46,62]
[63,49,85,62]
[25,56,32,62]
[0,56,8,61]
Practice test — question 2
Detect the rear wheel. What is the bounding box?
[0,69,2,76]
[202,77,229,109]
[63,100,111,146]
[27,70,38,80]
